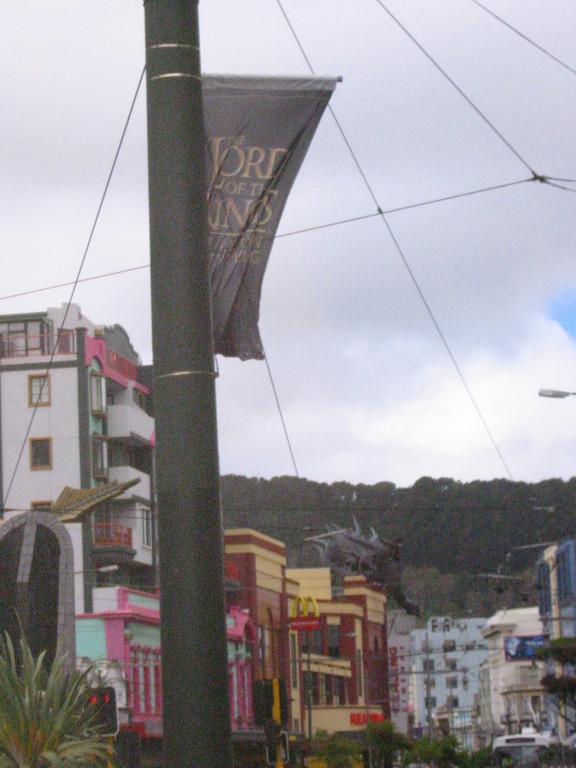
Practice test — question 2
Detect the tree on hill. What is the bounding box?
[220,473,576,617]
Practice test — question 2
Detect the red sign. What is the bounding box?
[350,713,384,726]
[290,616,321,632]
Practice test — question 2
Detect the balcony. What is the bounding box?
[93,522,136,568]
[94,522,133,548]
[105,348,138,383]
[108,466,150,501]
[107,404,154,446]
[502,664,543,695]
[0,331,76,360]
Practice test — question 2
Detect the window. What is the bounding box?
[333,676,346,705]
[423,659,435,672]
[318,674,326,705]
[290,634,299,689]
[91,436,108,478]
[311,673,321,705]
[443,639,456,652]
[0,319,53,357]
[258,626,271,674]
[28,374,50,406]
[30,438,52,470]
[90,373,106,414]
[31,501,52,512]
[448,696,459,708]
[356,650,363,697]
[446,658,457,672]
[142,508,152,547]
[302,629,323,655]
[446,676,458,689]
[425,696,437,709]
[537,561,552,614]
[327,625,341,658]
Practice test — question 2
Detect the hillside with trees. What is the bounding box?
[220,474,576,618]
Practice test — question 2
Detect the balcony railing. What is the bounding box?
[94,522,133,548]
[105,347,138,383]
[0,332,76,359]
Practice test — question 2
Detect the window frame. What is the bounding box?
[290,633,299,689]
[28,374,51,407]
[31,500,52,512]
[90,372,106,415]
[30,438,52,470]
[142,507,153,547]
[356,649,363,697]
[91,434,108,479]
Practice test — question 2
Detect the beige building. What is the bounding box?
[286,568,390,738]
[479,607,546,736]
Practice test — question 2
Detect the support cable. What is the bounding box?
[263,345,300,478]
[468,0,576,78]
[372,0,536,176]
[275,0,515,480]
[0,177,539,305]
[1,66,146,512]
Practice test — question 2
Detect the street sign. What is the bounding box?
[290,616,321,632]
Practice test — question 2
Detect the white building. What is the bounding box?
[479,607,546,737]
[410,616,488,748]
[0,304,156,614]
[387,609,416,735]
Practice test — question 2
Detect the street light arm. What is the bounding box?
[539,389,576,399]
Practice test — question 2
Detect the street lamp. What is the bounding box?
[538,389,576,399]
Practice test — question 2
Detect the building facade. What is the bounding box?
[286,568,390,738]
[76,530,391,766]
[536,540,576,737]
[410,616,488,749]
[478,607,546,738]
[0,304,397,764]
[0,304,157,612]
[387,609,416,735]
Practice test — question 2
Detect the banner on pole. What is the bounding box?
[203,76,338,360]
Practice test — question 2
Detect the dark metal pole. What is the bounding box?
[144,3,233,768]
[307,633,313,741]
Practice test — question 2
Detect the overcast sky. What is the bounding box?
[1,1,575,488]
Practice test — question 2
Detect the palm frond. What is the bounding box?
[0,633,114,768]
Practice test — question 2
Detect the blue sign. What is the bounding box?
[504,635,544,661]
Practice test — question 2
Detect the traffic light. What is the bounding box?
[252,679,288,727]
[87,686,119,736]
[264,720,279,765]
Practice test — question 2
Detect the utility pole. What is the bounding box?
[307,631,313,742]
[425,632,433,740]
[144,2,233,768]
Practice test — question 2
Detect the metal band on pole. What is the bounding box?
[144,2,232,767]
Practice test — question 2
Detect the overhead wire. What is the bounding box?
[467,0,576,78]
[275,0,516,480]
[262,346,300,478]
[0,177,536,306]
[373,0,536,177]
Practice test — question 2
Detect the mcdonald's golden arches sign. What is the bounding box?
[290,595,321,632]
